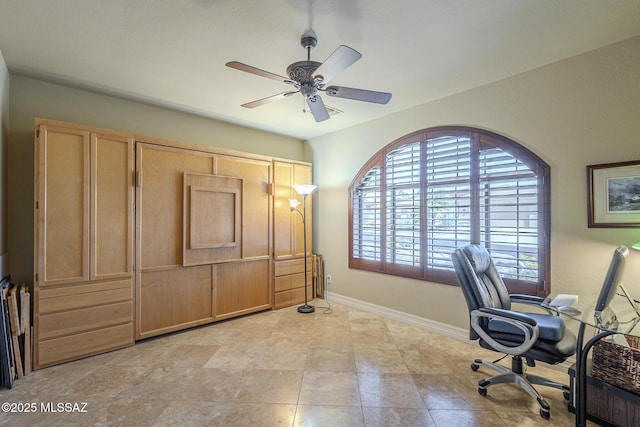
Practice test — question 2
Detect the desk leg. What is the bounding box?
[575,326,614,427]
[574,322,585,427]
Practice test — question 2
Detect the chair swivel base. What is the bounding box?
[471,357,570,419]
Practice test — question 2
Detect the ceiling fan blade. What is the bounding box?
[313,45,362,84]
[241,91,298,108]
[325,85,392,104]
[226,61,292,84]
[306,95,330,122]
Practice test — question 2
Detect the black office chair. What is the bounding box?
[451,245,576,419]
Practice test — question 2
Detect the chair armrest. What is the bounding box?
[478,307,537,326]
[510,294,546,305]
[510,294,556,315]
[471,308,539,355]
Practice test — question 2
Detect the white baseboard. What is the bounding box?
[325,291,471,343]
[325,291,575,372]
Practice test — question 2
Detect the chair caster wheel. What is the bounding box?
[540,408,550,419]
[478,387,487,396]
[471,363,479,372]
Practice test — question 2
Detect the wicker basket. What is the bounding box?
[592,335,640,394]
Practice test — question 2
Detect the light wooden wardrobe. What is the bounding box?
[34,119,135,369]
[272,161,314,309]
[33,118,313,368]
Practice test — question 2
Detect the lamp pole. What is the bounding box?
[298,192,314,313]
[291,184,317,314]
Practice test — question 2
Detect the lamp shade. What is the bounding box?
[633,241,640,251]
[292,184,317,196]
[289,199,301,209]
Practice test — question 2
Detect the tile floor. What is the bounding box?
[0,301,584,426]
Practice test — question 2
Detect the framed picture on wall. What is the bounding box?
[587,160,640,228]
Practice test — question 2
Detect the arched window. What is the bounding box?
[349,127,550,296]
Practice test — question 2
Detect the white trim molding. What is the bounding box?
[326,291,470,343]
[325,291,574,372]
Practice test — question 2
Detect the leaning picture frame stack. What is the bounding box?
[587,160,640,228]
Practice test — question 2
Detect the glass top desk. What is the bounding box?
[545,291,640,427]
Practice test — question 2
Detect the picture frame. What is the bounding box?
[587,160,640,228]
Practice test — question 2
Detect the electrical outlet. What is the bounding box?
[326,275,332,284]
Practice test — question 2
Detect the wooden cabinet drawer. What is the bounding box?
[291,286,313,305]
[37,323,133,368]
[274,257,312,309]
[274,286,313,309]
[274,291,292,310]
[274,257,311,276]
[274,272,305,292]
[38,279,132,314]
[38,301,132,340]
[34,278,134,369]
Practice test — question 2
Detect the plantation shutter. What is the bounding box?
[385,143,421,266]
[352,167,382,261]
[425,134,472,271]
[479,147,539,282]
[348,126,549,295]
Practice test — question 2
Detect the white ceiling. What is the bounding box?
[0,0,639,140]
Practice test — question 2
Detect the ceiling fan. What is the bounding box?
[225,29,392,122]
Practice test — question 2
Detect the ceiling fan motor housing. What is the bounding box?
[300,28,318,50]
[287,61,322,96]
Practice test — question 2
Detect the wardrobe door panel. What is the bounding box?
[139,266,213,338]
[273,161,294,260]
[292,164,313,258]
[37,125,90,286]
[91,133,134,280]
[272,161,312,261]
[216,157,271,259]
[214,259,270,319]
[138,144,213,269]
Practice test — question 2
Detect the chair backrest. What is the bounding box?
[452,245,511,340]
[595,245,629,315]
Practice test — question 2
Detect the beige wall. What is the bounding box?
[0,51,8,277]
[8,75,305,283]
[5,37,640,332]
[309,36,640,329]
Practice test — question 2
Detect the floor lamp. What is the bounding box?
[290,184,317,314]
